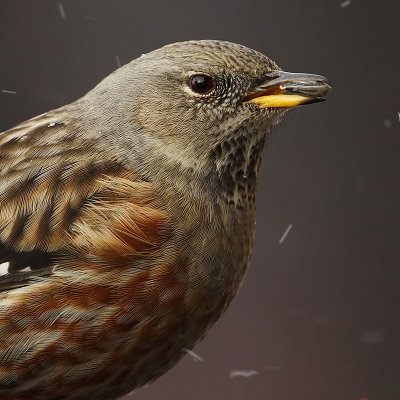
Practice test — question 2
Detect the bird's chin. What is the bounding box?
[270,108,289,126]
[256,107,288,127]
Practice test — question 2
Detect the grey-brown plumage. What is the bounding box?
[0,40,330,400]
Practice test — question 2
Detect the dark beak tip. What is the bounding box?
[242,70,331,108]
[259,70,332,99]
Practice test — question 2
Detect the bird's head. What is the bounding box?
[88,40,330,206]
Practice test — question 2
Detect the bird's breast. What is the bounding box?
[166,195,257,340]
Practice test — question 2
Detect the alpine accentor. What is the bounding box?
[0,40,330,399]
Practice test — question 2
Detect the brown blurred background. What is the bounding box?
[0,1,399,399]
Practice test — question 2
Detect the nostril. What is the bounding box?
[263,71,282,79]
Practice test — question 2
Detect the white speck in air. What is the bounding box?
[84,16,99,22]
[115,55,122,68]
[230,370,258,378]
[184,348,203,362]
[58,2,66,19]
[340,0,351,7]
[2,90,17,95]
[279,224,293,244]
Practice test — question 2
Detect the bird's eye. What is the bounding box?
[189,74,215,95]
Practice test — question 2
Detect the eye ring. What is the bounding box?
[188,74,215,95]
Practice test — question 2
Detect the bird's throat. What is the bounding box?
[210,131,267,209]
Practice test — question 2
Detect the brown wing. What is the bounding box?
[0,110,172,291]
[0,112,187,399]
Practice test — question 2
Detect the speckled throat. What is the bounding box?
[209,125,270,208]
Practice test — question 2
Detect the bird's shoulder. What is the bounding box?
[0,109,173,291]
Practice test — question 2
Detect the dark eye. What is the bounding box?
[189,74,215,94]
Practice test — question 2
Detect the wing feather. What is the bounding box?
[0,112,172,291]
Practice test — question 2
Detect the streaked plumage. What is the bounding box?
[0,40,330,399]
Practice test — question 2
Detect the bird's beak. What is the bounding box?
[243,71,331,108]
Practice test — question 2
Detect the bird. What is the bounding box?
[0,40,330,400]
